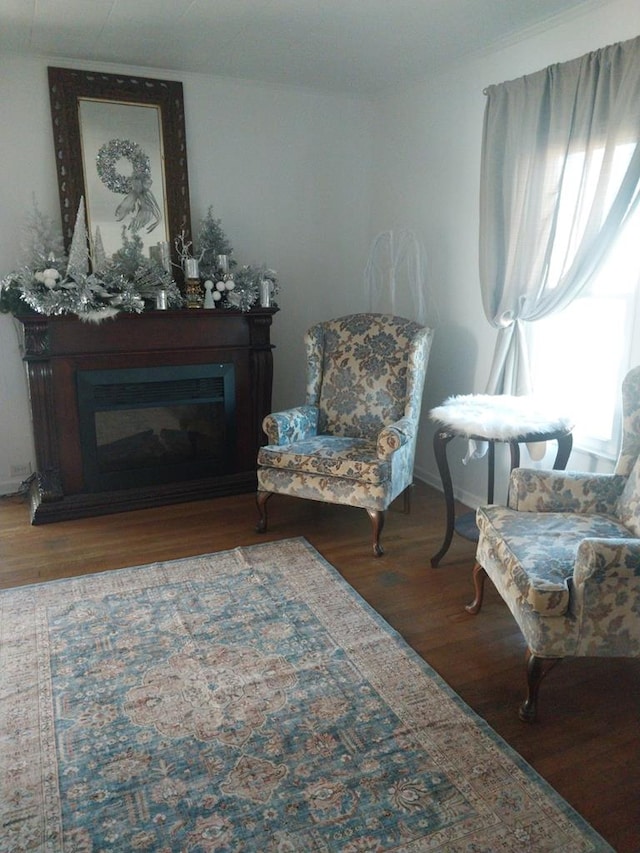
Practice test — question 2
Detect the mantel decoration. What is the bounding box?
[175,206,279,312]
[0,200,182,323]
[0,202,279,322]
[0,68,279,323]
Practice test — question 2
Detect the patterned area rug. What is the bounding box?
[1,537,610,852]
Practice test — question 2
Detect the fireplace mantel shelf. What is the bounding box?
[20,308,278,524]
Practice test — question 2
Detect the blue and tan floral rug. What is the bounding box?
[1,537,611,851]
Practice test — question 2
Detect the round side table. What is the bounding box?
[429,395,574,567]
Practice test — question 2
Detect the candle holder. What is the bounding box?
[184,258,203,308]
[216,254,230,276]
[185,277,204,309]
[157,241,172,274]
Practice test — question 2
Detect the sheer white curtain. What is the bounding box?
[480,35,640,395]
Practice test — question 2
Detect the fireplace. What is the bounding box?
[77,364,236,491]
[20,309,276,523]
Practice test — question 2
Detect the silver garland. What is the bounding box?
[2,203,280,321]
[2,258,181,322]
[18,271,146,319]
[227,265,279,312]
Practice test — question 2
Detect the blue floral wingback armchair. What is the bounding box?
[467,366,640,721]
[256,314,433,556]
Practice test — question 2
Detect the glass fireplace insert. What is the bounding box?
[76,363,236,492]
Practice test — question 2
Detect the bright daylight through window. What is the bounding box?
[529,143,640,460]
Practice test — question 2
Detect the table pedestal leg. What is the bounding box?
[431,430,455,567]
[553,432,573,469]
[430,427,573,567]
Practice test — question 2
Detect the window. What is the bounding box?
[479,37,640,429]
[529,143,640,459]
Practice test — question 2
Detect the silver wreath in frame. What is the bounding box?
[96,138,162,234]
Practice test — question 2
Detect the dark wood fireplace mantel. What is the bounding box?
[20,308,277,523]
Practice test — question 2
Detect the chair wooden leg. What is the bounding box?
[465,563,487,614]
[256,491,272,533]
[366,509,385,557]
[519,649,562,723]
[402,483,413,514]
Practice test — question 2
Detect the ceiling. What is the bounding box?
[2,0,598,95]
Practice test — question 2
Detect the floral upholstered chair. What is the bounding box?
[467,366,640,721]
[256,313,433,556]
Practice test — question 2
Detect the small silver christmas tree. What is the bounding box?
[197,208,234,280]
[67,198,89,280]
[20,198,66,270]
[92,226,108,272]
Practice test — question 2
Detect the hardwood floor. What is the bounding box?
[1,480,638,851]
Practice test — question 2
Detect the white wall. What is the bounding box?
[0,55,375,494]
[370,0,640,508]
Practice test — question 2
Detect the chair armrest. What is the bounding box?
[574,538,640,586]
[377,417,414,459]
[572,538,640,654]
[508,468,627,514]
[262,405,318,445]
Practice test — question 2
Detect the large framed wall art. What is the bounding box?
[47,66,192,267]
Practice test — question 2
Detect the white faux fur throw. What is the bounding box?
[429,394,574,440]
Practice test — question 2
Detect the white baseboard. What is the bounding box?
[0,478,23,497]
[0,468,33,497]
